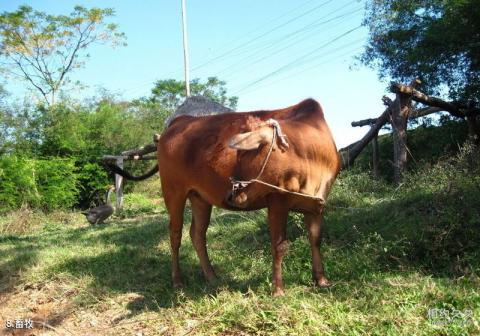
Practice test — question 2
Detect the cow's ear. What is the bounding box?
[228,127,273,150]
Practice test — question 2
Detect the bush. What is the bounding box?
[76,161,110,207]
[0,155,79,212]
[0,156,39,209]
[35,158,79,210]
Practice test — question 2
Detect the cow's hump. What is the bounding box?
[166,96,233,127]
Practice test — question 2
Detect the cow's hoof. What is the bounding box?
[314,277,332,288]
[205,271,218,283]
[172,277,183,289]
[272,287,285,297]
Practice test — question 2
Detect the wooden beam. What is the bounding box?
[121,143,157,157]
[341,107,390,169]
[390,83,480,118]
[351,106,443,128]
[102,154,157,161]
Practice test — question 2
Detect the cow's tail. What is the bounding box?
[104,162,159,181]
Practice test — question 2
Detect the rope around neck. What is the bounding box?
[230,119,325,204]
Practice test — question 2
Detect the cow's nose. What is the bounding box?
[225,191,248,208]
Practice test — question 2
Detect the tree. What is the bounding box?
[361,0,480,102]
[0,85,10,154]
[150,77,238,110]
[0,5,126,106]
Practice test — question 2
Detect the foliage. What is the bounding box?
[74,161,108,207]
[35,158,79,210]
[0,5,126,105]
[0,156,78,211]
[0,155,38,209]
[361,0,480,101]
[151,77,238,111]
[0,94,172,207]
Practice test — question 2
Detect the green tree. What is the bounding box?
[0,5,126,106]
[361,0,480,101]
[0,85,10,154]
[150,77,238,110]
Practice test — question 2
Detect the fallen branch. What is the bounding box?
[390,83,480,118]
[101,142,158,163]
[341,108,390,169]
[121,143,157,157]
[102,154,157,162]
[351,106,443,127]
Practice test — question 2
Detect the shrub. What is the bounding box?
[0,156,39,210]
[0,155,79,212]
[35,158,79,210]
[76,161,110,207]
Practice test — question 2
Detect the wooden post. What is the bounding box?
[390,80,421,184]
[372,130,380,178]
[115,157,124,211]
[391,93,411,184]
[466,115,480,145]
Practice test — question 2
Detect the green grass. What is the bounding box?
[1,144,479,335]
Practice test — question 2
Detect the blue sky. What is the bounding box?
[1,0,391,148]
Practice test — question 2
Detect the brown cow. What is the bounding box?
[107,98,340,296]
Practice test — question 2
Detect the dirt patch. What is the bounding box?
[1,280,171,336]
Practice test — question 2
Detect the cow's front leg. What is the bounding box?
[267,194,289,296]
[304,213,331,287]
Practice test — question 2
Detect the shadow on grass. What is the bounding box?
[0,236,39,294]
[38,213,271,313]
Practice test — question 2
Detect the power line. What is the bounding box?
[231,25,363,94]
[234,43,364,96]
[120,0,330,96]
[212,0,360,77]
[234,43,365,96]
[190,0,335,72]
[216,6,363,80]
[191,0,319,61]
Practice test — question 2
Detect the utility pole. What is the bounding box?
[181,0,191,97]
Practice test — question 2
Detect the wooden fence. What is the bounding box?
[340,79,480,183]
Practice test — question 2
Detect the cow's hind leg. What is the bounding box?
[267,194,289,296]
[304,213,331,287]
[189,194,216,282]
[163,189,187,288]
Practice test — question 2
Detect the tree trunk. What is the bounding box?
[50,90,56,107]
[391,93,412,184]
[466,115,480,145]
[372,131,379,178]
[340,109,389,169]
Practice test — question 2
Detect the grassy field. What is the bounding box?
[1,145,479,335]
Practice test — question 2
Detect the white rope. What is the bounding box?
[230,119,325,204]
